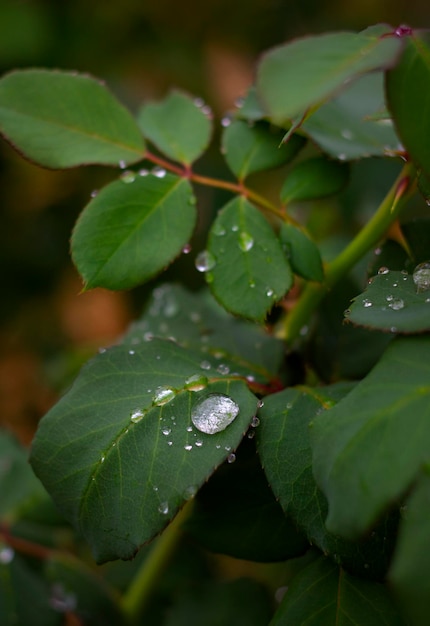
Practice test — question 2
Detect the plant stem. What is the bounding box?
[120,501,194,624]
[283,162,415,343]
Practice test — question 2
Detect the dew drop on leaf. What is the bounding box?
[251,416,260,428]
[238,231,254,252]
[130,408,146,423]
[152,166,167,178]
[138,168,149,177]
[184,374,208,391]
[227,453,236,463]
[200,360,211,371]
[388,298,405,310]
[153,387,176,406]
[378,266,390,275]
[184,444,193,451]
[195,250,216,273]
[363,299,373,308]
[211,222,226,236]
[0,546,14,564]
[158,502,169,515]
[191,394,240,434]
[120,170,136,183]
[413,261,430,292]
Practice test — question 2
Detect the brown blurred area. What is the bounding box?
[0,0,428,444]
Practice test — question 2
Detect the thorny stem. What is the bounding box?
[282,162,416,343]
[121,500,194,624]
[144,150,298,224]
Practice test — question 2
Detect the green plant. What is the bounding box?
[1,22,430,625]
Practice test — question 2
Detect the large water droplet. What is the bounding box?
[130,408,146,423]
[191,394,240,434]
[389,298,405,310]
[413,261,430,292]
[238,231,254,252]
[153,387,175,406]
[195,250,216,272]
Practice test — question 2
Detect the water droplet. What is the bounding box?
[131,408,146,423]
[341,129,353,140]
[128,349,135,355]
[378,266,390,275]
[185,374,208,391]
[413,261,430,292]
[49,583,77,613]
[184,485,198,500]
[249,280,256,288]
[153,387,175,406]
[363,299,373,308]
[238,231,254,252]
[212,221,226,236]
[118,160,127,169]
[182,243,192,254]
[153,485,159,491]
[184,444,193,451]
[0,546,14,564]
[144,331,154,342]
[389,298,405,310]
[338,153,347,161]
[186,425,193,432]
[200,360,211,370]
[191,394,240,434]
[100,455,105,463]
[120,170,136,183]
[158,502,169,515]
[90,189,99,198]
[217,363,230,375]
[247,430,255,439]
[138,168,149,177]
[152,166,167,178]
[227,453,236,463]
[193,97,205,108]
[374,247,382,256]
[251,416,260,428]
[266,288,274,297]
[195,250,216,273]
[221,116,232,127]
[390,326,398,333]
[195,439,203,447]
[167,440,173,446]
[231,224,239,232]
[201,104,212,117]
[162,427,171,436]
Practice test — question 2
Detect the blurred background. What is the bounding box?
[0,0,429,444]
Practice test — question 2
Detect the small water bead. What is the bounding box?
[120,170,136,183]
[338,153,347,161]
[138,168,149,177]
[195,439,203,447]
[251,416,260,428]
[211,221,226,236]
[231,224,239,232]
[162,428,171,436]
[227,453,236,464]
[152,166,167,178]
[413,261,430,292]
[153,387,176,406]
[363,299,373,308]
[249,280,256,288]
[200,360,211,371]
[185,374,208,391]
[341,129,353,140]
[195,250,216,273]
[389,298,405,310]
[378,266,390,275]
[374,247,382,256]
[193,97,205,108]
[221,116,232,127]
[90,189,99,198]
[247,430,256,439]
[182,243,192,254]
[118,159,127,169]
[100,456,105,463]
[225,445,232,451]
[167,441,173,446]
[0,546,14,564]
[184,444,193,451]
[158,502,169,515]
[191,394,240,434]
[217,363,230,375]
[128,349,135,355]
[201,104,212,117]
[130,408,146,423]
[266,288,274,297]
[386,294,394,302]
[238,231,254,252]
[186,425,193,432]
[184,485,198,500]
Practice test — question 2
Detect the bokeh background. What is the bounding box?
[0,0,429,444]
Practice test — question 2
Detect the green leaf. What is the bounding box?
[221,120,305,181]
[389,469,430,626]
[386,32,430,177]
[257,385,396,579]
[311,336,430,539]
[123,284,285,381]
[71,172,196,290]
[302,73,402,160]
[30,338,258,562]
[280,157,349,203]
[137,90,212,165]
[279,223,324,282]
[185,437,308,562]
[0,553,61,626]
[256,29,402,125]
[0,69,144,168]
[236,86,266,122]
[45,553,124,625]
[165,578,272,626]
[271,556,405,626]
[0,430,48,522]
[205,196,293,321]
[346,270,430,333]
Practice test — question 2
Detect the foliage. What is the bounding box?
[1,23,430,625]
